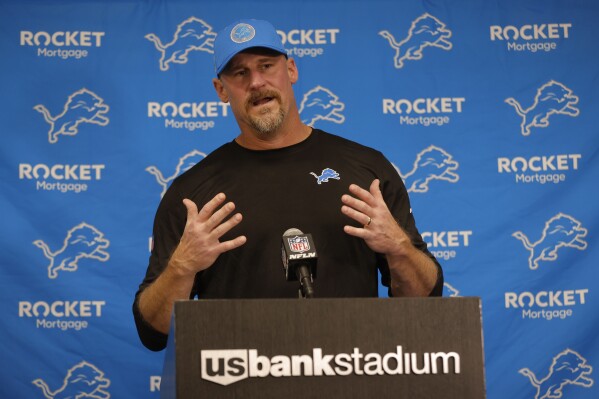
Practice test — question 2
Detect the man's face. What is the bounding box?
[213,48,298,137]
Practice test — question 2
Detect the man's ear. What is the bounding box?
[286,58,299,85]
[212,78,229,103]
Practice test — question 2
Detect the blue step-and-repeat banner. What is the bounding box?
[1,0,597,397]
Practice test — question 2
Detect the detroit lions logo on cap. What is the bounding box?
[230,23,255,43]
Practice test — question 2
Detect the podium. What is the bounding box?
[161,297,485,398]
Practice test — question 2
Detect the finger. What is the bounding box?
[341,194,370,215]
[182,198,199,221]
[349,183,376,205]
[369,179,383,199]
[211,212,243,239]
[206,201,237,231]
[341,205,370,226]
[343,225,368,238]
[216,235,247,253]
[198,193,227,221]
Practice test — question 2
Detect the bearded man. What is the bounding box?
[133,19,442,351]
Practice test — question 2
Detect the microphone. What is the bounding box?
[281,228,318,299]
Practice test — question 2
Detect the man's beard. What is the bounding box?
[249,108,285,136]
[246,90,285,136]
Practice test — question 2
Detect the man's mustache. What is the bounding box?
[246,90,281,108]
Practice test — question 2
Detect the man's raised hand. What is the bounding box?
[170,193,246,276]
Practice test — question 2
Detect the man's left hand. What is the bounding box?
[341,179,411,257]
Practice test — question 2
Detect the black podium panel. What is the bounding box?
[161,297,485,399]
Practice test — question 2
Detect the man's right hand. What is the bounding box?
[137,193,247,335]
[169,193,247,277]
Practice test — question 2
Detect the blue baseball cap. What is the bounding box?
[214,19,287,75]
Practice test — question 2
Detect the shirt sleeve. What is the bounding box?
[132,180,190,351]
[376,153,444,297]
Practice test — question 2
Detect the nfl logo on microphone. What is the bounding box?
[288,236,310,253]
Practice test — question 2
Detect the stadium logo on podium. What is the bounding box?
[201,346,459,386]
[395,145,459,193]
[519,349,593,399]
[34,88,110,144]
[33,222,110,279]
[379,14,452,69]
[512,213,588,270]
[145,17,216,71]
[32,361,111,398]
[299,86,345,127]
[201,350,248,387]
[146,149,207,198]
[505,80,580,136]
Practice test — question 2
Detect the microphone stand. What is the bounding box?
[297,266,314,299]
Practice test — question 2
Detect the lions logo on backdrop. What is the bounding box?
[33,222,110,279]
[32,361,111,398]
[505,80,580,136]
[512,213,588,270]
[395,145,459,193]
[146,149,207,197]
[379,13,452,69]
[298,86,345,127]
[34,88,109,144]
[310,168,340,185]
[519,349,593,399]
[145,17,216,71]
[444,283,460,297]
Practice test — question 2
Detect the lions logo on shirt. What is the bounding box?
[310,168,340,184]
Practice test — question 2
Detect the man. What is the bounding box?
[133,19,443,351]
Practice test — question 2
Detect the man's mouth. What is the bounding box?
[248,91,280,109]
[252,96,274,107]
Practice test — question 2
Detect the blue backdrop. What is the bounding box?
[1,0,597,397]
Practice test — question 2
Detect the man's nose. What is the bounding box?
[248,70,266,89]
